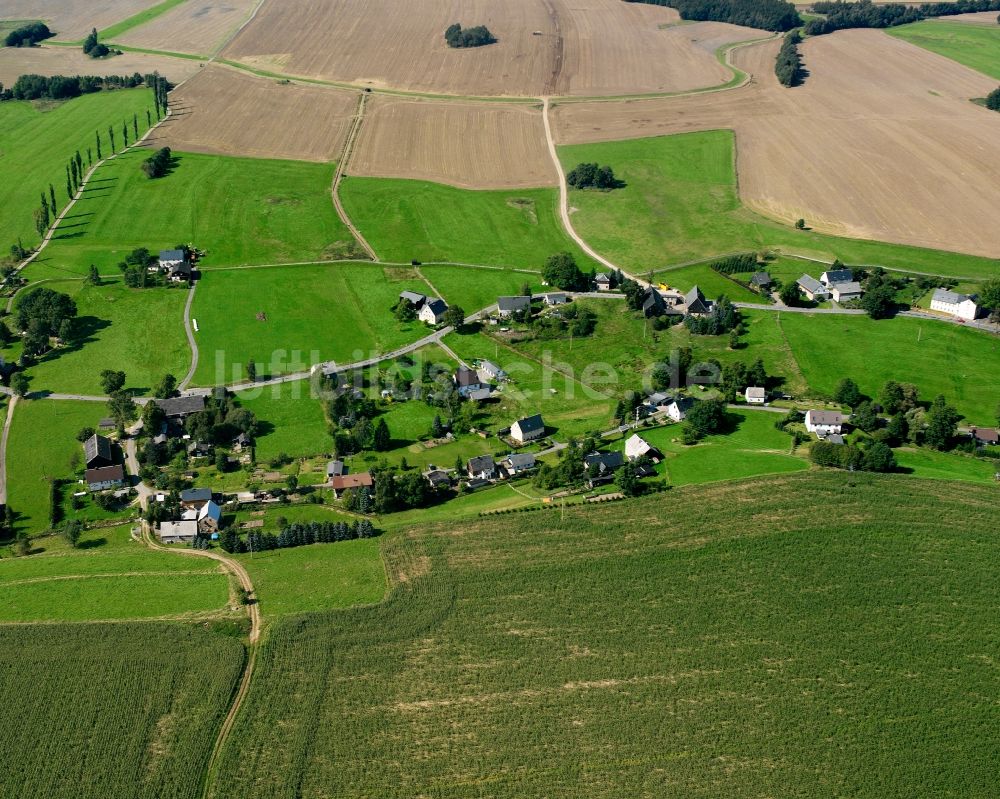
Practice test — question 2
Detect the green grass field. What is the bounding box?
[889,19,1000,80]
[235,537,386,616]
[191,263,430,384]
[340,178,601,270]
[0,621,245,799]
[419,264,543,313]
[557,131,1000,279]
[26,149,356,280]
[211,472,1000,798]
[0,88,154,251]
[893,446,1000,483]
[653,261,762,302]
[22,278,190,395]
[5,399,108,534]
[235,380,331,461]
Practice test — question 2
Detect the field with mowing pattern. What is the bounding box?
[0,622,245,799]
[419,264,543,314]
[235,380,332,461]
[340,178,600,270]
[889,19,1000,80]
[1,0,163,41]
[112,0,257,54]
[211,472,1000,798]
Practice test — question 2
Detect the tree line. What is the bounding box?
[219,519,379,554]
[4,22,53,48]
[624,0,801,32]
[805,0,1000,35]
[1,71,160,101]
[774,30,804,87]
[709,252,757,274]
[444,23,497,48]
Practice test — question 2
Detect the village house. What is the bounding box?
[749,272,772,290]
[179,487,213,511]
[467,455,498,481]
[666,397,694,422]
[85,464,125,491]
[330,472,373,499]
[496,296,531,318]
[584,451,625,486]
[683,286,710,315]
[543,293,568,306]
[83,433,114,469]
[454,366,483,398]
[326,460,346,480]
[805,410,844,437]
[930,288,980,321]
[969,427,999,448]
[503,452,536,476]
[233,432,252,452]
[646,391,673,413]
[187,440,213,458]
[797,275,831,302]
[158,520,199,544]
[641,287,666,318]
[156,394,207,421]
[510,414,545,444]
[477,360,506,382]
[820,268,853,287]
[831,282,863,303]
[398,290,427,310]
[424,469,452,488]
[466,387,493,402]
[594,273,612,291]
[157,248,188,272]
[745,386,766,404]
[419,298,448,325]
[196,501,222,535]
[624,434,658,462]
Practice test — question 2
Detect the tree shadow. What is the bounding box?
[255,420,276,437]
[78,536,108,550]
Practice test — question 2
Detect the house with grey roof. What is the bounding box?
[683,286,710,315]
[831,282,863,303]
[158,249,187,271]
[503,453,536,475]
[398,290,427,309]
[796,275,831,302]
[510,414,545,444]
[930,288,980,321]
[543,292,568,306]
[496,296,531,318]
[86,465,125,491]
[326,460,346,479]
[666,396,694,422]
[594,273,612,291]
[180,487,213,509]
[805,410,844,437]
[749,271,772,289]
[820,268,853,287]
[158,520,199,544]
[83,434,114,469]
[454,366,483,397]
[584,451,625,486]
[478,360,506,382]
[419,298,448,325]
[467,455,497,480]
[745,386,766,404]
[156,394,207,419]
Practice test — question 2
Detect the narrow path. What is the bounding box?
[331,92,378,261]
[178,283,200,391]
[0,395,17,505]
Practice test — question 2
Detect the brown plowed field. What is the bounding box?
[0,45,202,86]
[157,66,357,162]
[115,0,258,55]
[222,0,763,97]
[946,11,1000,23]
[0,0,160,41]
[350,98,556,188]
[553,30,1000,258]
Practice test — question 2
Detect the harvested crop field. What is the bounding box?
[0,0,161,41]
[350,97,556,188]
[0,44,201,86]
[160,65,357,161]
[553,30,1000,258]
[114,0,258,55]
[222,0,763,97]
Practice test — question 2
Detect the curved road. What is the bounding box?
[178,284,200,391]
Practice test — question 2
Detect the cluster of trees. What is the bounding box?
[534,439,593,490]
[685,296,740,335]
[219,518,379,554]
[3,71,152,101]
[806,0,1000,35]
[351,464,446,515]
[4,22,53,48]
[625,0,800,31]
[682,398,728,443]
[709,252,757,275]
[325,385,391,456]
[444,23,496,47]
[13,287,77,357]
[987,87,1000,112]
[566,163,620,190]
[860,268,897,319]
[531,303,597,339]
[775,31,804,88]
[82,28,113,59]
[811,439,896,472]
[142,146,173,179]
[720,358,768,401]
[117,247,160,287]
[542,252,591,292]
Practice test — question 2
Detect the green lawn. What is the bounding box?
[5,399,108,534]
[236,380,331,461]
[420,264,543,314]
[340,178,601,270]
[654,261,762,302]
[889,19,1000,80]
[191,262,430,384]
[558,131,1000,280]
[234,537,386,616]
[23,278,190,395]
[893,446,1000,483]
[26,149,357,280]
[0,88,154,251]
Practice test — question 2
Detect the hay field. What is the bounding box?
[160,66,357,161]
[554,31,1000,258]
[350,97,557,188]
[0,0,160,41]
[0,44,201,85]
[222,0,762,97]
[114,0,258,55]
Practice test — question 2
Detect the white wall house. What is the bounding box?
[510,414,545,443]
[831,282,863,303]
[797,275,831,302]
[419,298,448,325]
[666,397,693,422]
[624,434,653,461]
[744,387,766,404]
[930,289,979,321]
[158,520,199,544]
[805,410,844,437]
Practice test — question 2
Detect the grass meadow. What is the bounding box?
[191,263,430,384]
[22,278,190,396]
[235,380,332,461]
[0,88,153,251]
[0,621,244,799]
[557,131,1000,279]
[340,178,601,270]
[212,472,1000,798]
[893,446,1000,483]
[26,149,354,280]
[419,264,544,313]
[889,19,1000,80]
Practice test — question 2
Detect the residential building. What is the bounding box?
[646,391,673,412]
[467,455,497,480]
[930,288,980,321]
[454,366,483,397]
[83,434,114,469]
[820,268,853,287]
[187,440,213,458]
[158,249,187,272]
[510,414,545,444]
[233,432,252,452]
[180,487,213,510]
[749,272,772,289]
[594,273,612,291]
[543,293,568,306]
[805,410,844,437]
[330,472,374,498]
[399,290,427,309]
[496,296,531,318]
[85,464,125,491]
[158,520,199,544]
[98,417,116,431]
[584,451,625,485]
[425,469,453,488]
[197,500,222,535]
[666,397,693,422]
[167,260,192,282]
[745,386,766,404]
[624,434,656,462]
[683,286,710,315]
[478,360,506,382]
[797,275,831,302]
[641,288,666,318]
[503,453,536,475]
[419,298,448,325]
[156,394,207,419]
[831,282,863,303]
[326,460,346,479]
[466,387,494,402]
[970,427,999,447]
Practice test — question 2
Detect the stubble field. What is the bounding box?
[0,45,201,86]
[114,0,258,56]
[0,0,161,41]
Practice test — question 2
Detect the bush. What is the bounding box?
[775,31,804,88]
[986,86,1000,112]
[444,23,496,48]
[4,22,53,48]
[566,163,620,190]
[141,147,172,179]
